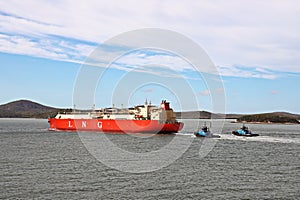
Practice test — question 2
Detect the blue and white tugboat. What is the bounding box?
[194,123,220,138]
[232,124,259,137]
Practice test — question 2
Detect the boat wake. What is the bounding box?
[218,134,300,144]
[177,132,300,144]
[176,132,221,139]
[176,132,195,137]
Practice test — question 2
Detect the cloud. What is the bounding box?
[113,51,193,72]
[271,90,279,95]
[0,0,300,78]
[198,88,225,97]
[0,33,95,63]
[218,65,279,79]
[143,89,154,93]
[199,90,210,96]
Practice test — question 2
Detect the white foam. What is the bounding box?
[219,134,300,144]
[176,132,195,136]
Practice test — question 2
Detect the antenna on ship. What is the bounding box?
[73,104,76,113]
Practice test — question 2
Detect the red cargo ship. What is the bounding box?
[48,100,183,133]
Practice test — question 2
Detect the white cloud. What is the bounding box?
[199,90,210,96]
[218,65,278,79]
[113,51,193,72]
[271,90,279,95]
[0,33,95,63]
[0,0,299,77]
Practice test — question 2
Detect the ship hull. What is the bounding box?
[48,118,183,134]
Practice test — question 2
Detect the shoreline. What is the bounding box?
[232,121,299,125]
[0,117,298,125]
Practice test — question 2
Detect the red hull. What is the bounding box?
[48,118,183,134]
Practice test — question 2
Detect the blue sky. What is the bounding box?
[0,0,300,114]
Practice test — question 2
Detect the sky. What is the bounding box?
[0,0,299,114]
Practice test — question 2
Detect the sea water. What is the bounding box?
[0,118,299,199]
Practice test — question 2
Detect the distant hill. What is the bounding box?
[176,111,212,119]
[176,111,300,124]
[1,100,300,123]
[0,100,69,118]
[269,112,300,119]
[238,112,300,124]
[176,111,234,119]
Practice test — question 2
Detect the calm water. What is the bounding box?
[0,118,299,199]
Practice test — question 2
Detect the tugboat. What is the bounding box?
[194,123,220,138]
[232,124,259,137]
